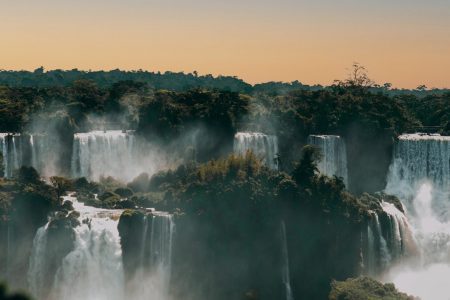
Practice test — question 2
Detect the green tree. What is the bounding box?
[291,145,322,187]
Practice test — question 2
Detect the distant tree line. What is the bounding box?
[0,71,448,133]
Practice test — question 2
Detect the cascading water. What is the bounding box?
[233,132,279,169]
[71,130,166,182]
[307,135,348,187]
[131,212,175,300]
[27,193,175,300]
[280,221,293,300]
[27,134,62,177]
[0,133,8,177]
[29,134,37,171]
[0,133,21,178]
[386,133,450,206]
[0,133,63,178]
[384,133,450,300]
[364,204,413,276]
[373,213,391,269]
[28,224,50,300]
[28,194,125,300]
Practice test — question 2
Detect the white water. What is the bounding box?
[28,224,50,299]
[0,133,21,178]
[234,132,279,169]
[27,194,175,300]
[280,221,294,300]
[71,130,168,182]
[384,133,450,300]
[30,135,37,170]
[381,201,415,261]
[0,133,8,177]
[365,205,410,276]
[52,197,125,300]
[0,133,63,178]
[131,213,174,300]
[374,214,391,270]
[29,134,61,177]
[28,195,125,300]
[307,135,348,187]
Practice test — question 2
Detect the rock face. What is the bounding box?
[170,213,285,300]
[0,179,56,290]
[118,210,146,280]
[283,205,363,300]
[345,128,394,194]
[28,216,76,300]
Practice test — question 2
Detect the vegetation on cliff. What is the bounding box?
[116,147,394,299]
[329,277,416,300]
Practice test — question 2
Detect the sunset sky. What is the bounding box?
[1,0,450,88]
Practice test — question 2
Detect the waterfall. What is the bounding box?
[380,202,414,261]
[384,133,450,300]
[149,213,174,283]
[233,132,279,169]
[0,133,8,177]
[71,130,136,181]
[0,133,62,178]
[140,215,149,269]
[280,221,293,300]
[52,198,125,300]
[374,214,391,269]
[0,133,21,178]
[29,134,63,177]
[27,192,175,300]
[28,224,50,300]
[71,130,166,182]
[366,220,376,275]
[30,135,37,170]
[12,137,19,172]
[365,205,411,276]
[27,195,125,300]
[307,135,348,186]
[131,212,174,300]
[365,211,392,275]
[386,133,450,206]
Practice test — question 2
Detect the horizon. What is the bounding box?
[1,0,450,89]
[0,67,447,90]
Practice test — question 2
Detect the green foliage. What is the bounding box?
[114,187,134,198]
[329,277,416,300]
[72,177,97,192]
[149,152,282,215]
[97,191,121,208]
[0,72,446,153]
[291,145,322,187]
[0,69,252,92]
[137,89,248,142]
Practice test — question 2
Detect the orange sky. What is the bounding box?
[1,0,450,88]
